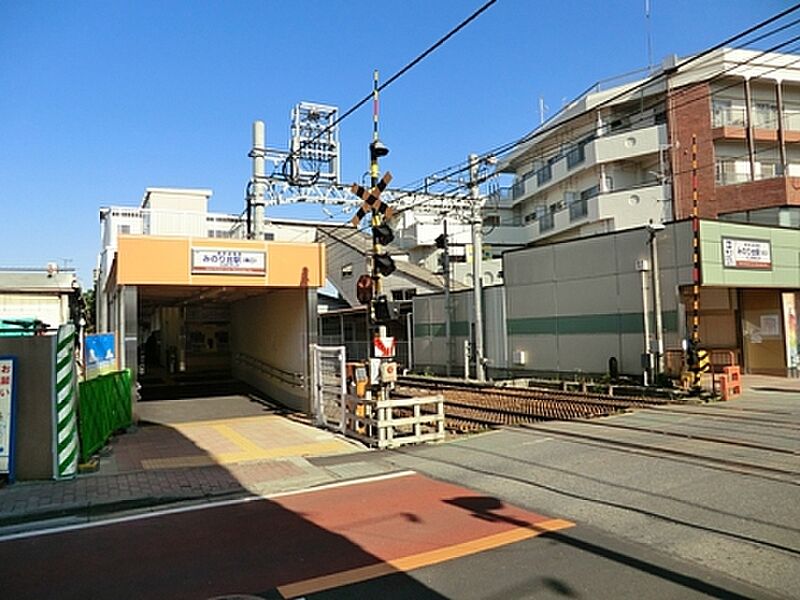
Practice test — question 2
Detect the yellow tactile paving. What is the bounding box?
[212,424,267,455]
[137,414,357,471]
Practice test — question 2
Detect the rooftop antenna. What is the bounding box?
[538,96,548,125]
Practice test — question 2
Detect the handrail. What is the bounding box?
[233,352,305,388]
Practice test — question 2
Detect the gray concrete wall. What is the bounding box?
[0,336,56,480]
[412,286,506,377]
[503,222,694,376]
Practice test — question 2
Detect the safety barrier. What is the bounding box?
[345,394,445,449]
[78,369,133,463]
[719,365,742,401]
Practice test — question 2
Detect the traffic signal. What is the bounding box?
[373,223,394,245]
[374,253,396,276]
[373,294,398,323]
[434,233,447,249]
[373,221,396,276]
[356,274,373,305]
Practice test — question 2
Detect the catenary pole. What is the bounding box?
[468,154,486,381]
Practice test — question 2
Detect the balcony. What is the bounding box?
[485,183,669,247]
[715,176,800,214]
[590,124,667,164]
[507,124,667,206]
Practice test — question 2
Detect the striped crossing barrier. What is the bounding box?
[55,324,79,479]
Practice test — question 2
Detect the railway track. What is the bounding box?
[395,377,674,433]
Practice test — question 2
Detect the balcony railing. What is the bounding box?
[539,212,555,233]
[569,199,588,221]
[712,107,747,128]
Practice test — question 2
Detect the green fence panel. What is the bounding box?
[78,370,133,463]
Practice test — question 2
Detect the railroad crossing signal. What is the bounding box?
[696,349,711,373]
[350,172,393,225]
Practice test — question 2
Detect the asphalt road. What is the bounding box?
[385,389,800,599]
[1,388,796,599]
[0,469,782,600]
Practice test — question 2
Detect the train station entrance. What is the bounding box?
[101,234,325,413]
[680,286,799,376]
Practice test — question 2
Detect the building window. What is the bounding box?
[580,185,600,202]
[566,137,591,170]
[753,103,778,129]
[341,264,353,279]
[539,205,556,232]
[566,191,588,221]
[715,159,749,186]
[784,103,800,131]
[391,288,417,302]
[118,224,131,235]
[757,161,779,180]
[566,144,586,169]
[712,98,746,128]
[536,163,552,186]
[512,178,525,200]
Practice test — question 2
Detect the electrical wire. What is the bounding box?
[301,6,800,258]
[278,0,498,184]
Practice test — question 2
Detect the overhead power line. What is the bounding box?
[278,0,499,182]
[310,5,800,254]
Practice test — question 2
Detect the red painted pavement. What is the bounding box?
[0,473,562,600]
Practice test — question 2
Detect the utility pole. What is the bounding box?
[649,225,665,379]
[251,121,266,240]
[441,219,452,376]
[468,153,486,382]
[639,260,652,387]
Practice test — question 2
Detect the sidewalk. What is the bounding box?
[1,377,796,535]
[0,394,395,533]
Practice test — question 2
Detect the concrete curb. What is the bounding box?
[0,488,255,533]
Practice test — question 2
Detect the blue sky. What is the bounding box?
[0,0,790,284]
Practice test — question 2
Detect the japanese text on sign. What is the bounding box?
[0,358,15,474]
[191,249,266,275]
[722,237,772,270]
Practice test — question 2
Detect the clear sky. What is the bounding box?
[0,0,791,284]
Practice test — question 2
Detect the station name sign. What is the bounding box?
[191,248,266,275]
[722,237,771,270]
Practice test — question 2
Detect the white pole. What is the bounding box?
[252,121,266,240]
[469,154,486,382]
[650,230,665,377]
[640,268,651,386]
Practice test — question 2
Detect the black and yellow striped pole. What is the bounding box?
[690,134,702,388]
[371,69,380,188]
[369,71,390,298]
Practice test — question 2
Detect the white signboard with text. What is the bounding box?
[0,356,17,478]
[722,237,772,270]
[191,248,266,276]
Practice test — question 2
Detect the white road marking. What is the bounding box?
[0,470,417,542]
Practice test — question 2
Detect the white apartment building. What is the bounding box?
[488,47,800,246]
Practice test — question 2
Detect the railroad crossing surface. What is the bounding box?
[0,378,798,598]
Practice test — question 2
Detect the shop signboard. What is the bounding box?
[722,237,772,270]
[0,356,17,481]
[191,248,266,275]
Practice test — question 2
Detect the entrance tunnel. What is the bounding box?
[103,235,325,413]
[134,285,314,405]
